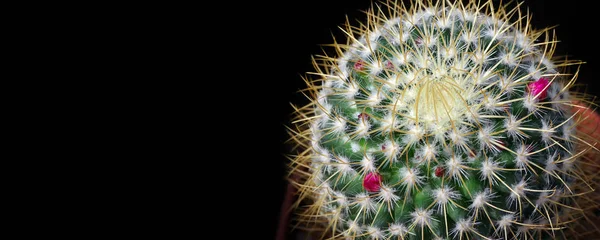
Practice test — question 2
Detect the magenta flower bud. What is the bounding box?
[384,60,394,69]
[435,166,444,177]
[363,172,382,192]
[354,60,365,70]
[527,77,550,100]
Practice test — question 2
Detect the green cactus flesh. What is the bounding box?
[288,1,599,240]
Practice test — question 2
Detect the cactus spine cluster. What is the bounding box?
[287,0,600,239]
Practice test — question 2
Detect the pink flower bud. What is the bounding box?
[384,60,394,69]
[527,77,550,100]
[358,112,369,121]
[354,60,365,70]
[363,172,382,192]
[435,166,444,177]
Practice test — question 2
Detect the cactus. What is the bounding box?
[287,0,600,239]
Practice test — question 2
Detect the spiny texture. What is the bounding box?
[287,1,600,240]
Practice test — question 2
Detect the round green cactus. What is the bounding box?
[287,0,600,239]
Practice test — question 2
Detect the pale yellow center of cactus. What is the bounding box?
[407,71,470,128]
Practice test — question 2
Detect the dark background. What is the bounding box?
[235,0,599,238]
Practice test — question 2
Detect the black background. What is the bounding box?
[233,0,599,238]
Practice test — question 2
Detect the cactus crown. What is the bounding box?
[287,0,600,239]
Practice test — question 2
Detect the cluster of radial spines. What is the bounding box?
[287,0,598,240]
